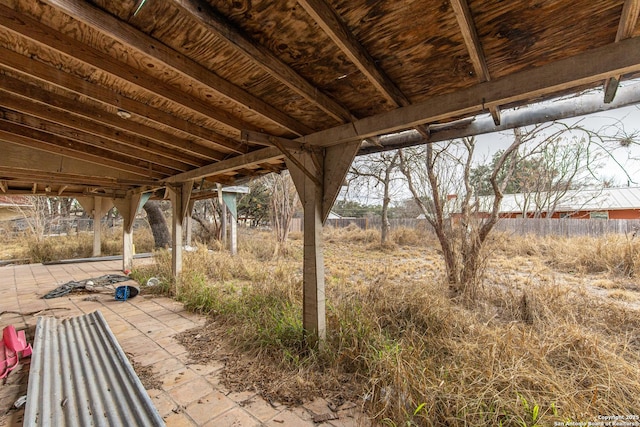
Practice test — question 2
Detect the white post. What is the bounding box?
[92,196,102,257]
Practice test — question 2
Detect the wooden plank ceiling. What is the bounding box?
[0,0,639,198]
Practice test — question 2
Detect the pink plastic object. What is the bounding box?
[0,326,33,379]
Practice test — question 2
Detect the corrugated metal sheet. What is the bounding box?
[24,311,165,427]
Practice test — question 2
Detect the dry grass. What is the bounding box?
[42,226,640,425]
[0,226,155,263]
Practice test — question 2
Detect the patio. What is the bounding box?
[0,260,369,427]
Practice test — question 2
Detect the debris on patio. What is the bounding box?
[42,274,132,299]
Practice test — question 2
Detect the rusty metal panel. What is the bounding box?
[24,311,164,426]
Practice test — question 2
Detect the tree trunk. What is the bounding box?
[143,200,171,248]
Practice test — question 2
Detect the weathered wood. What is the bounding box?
[43,0,312,137]
[297,0,407,107]
[449,0,502,125]
[165,147,283,183]
[0,104,198,171]
[603,0,640,102]
[169,182,192,277]
[0,46,242,157]
[301,37,640,146]
[174,0,353,124]
[92,197,103,257]
[0,120,166,178]
[361,82,640,154]
[113,194,142,271]
[286,137,359,343]
[287,151,326,344]
[0,70,224,160]
[0,5,259,139]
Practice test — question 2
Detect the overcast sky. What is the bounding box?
[342,100,640,207]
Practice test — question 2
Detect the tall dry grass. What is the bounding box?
[132,228,640,426]
[0,226,155,263]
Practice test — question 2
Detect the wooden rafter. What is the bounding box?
[43,0,312,137]
[0,5,258,145]
[166,147,283,183]
[299,37,640,146]
[0,121,167,179]
[297,0,408,108]
[603,0,640,103]
[173,0,354,124]
[168,36,640,183]
[0,76,215,166]
[296,0,432,138]
[0,46,241,157]
[0,104,200,171]
[0,140,156,184]
[449,0,500,125]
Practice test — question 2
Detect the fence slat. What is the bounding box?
[290,217,640,237]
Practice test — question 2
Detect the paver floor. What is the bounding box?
[0,260,371,426]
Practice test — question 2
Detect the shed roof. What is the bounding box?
[0,0,639,197]
[496,187,640,214]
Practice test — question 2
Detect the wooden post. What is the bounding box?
[76,196,113,258]
[230,213,238,255]
[113,194,141,272]
[169,182,192,277]
[218,184,228,248]
[185,199,195,247]
[286,141,360,345]
[92,196,102,257]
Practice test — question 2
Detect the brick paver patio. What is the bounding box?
[0,260,370,426]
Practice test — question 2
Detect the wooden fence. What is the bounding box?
[290,217,640,238]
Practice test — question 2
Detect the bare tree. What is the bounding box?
[400,119,637,301]
[348,150,402,244]
[399,134,525,300]
[265,171,300,254]
[143,200,171,248]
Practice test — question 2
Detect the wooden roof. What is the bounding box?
[1,0,639,198]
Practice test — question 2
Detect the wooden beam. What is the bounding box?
[0,46,240,157]
[449,0,501,125]
[42,0,312,137]
[0,67,229,162]
[360,82,640,155]
[32,183,37,194]
[296,0,408,107]
[0,120,168,178]
[299,37,640,146]
[603,0,640,103]
[173,0,353,123]
[296,0,434,138]
[0,5,261,139]
[0,166,154,189]
[165,147,283,183]
[0,105,198,171]
[0,138,153,185]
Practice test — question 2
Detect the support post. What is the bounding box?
[113,194,142,272]
[230,213,237,255]
[217,183,227,248]
[169,182,193,278]
[185,199,195,247]
[286,141,360,345]
[92,197,102,257]
[76,196,113,258]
